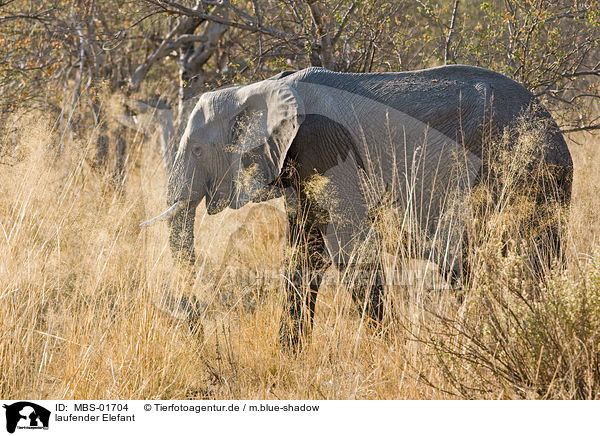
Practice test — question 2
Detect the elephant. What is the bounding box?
[141,65,573,351]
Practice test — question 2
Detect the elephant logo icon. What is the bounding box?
[2,402,50,433]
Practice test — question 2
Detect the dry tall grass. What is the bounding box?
[0,109,598,399]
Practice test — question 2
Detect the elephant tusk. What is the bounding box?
[139,201,186,227]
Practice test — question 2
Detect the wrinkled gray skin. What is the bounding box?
[161,65,573,351]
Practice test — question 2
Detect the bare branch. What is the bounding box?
[166,34,208,51]
[129,24,182,91]
[182,19,227,74]
[331,2,356,46]
[216,0,254,24]
[538,90,600,105]
[562,68,600,78]
[129,2,209,93]
[102,9,168,50]
[444,0,460,64]
[306,0,333,69]
[61,8,87,144]
[561,125,600,133]
[284,0,306,31]
[146,0,305,44]
[0,8,54,23]
[251,0,263,72]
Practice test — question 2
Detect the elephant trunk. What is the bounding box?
[168,200,199,265]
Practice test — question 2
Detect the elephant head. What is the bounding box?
[142,79,305,263]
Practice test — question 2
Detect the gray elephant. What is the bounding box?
[142,65,573,350]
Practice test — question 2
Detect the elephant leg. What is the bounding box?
[279,197,329,353]
[528,198,566,280]
[279,270,322,352]
[536,161,571,276]
[346,264,385,324]
[440,233,470,290]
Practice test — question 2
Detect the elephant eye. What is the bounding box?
[192,143,202,157]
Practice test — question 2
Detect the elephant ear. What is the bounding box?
[231,80,304,207]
